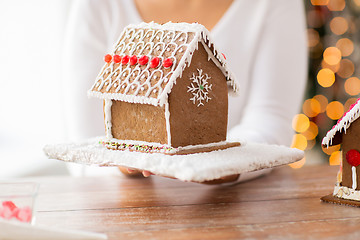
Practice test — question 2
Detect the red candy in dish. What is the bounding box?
[346,149,360,167]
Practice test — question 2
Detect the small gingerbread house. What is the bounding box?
[322,98,360,203]
[88,22,239,154]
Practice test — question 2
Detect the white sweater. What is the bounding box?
[63,0,307,147]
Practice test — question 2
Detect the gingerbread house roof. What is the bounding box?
[88,22,238,106]
[322,98,360,147]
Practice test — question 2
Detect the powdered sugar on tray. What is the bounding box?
[43,138,304,182]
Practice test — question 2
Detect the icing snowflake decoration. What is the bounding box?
[187,69,212,107]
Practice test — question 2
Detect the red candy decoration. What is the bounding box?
[346,149,360,167]
[221,53,226,60]
[113,55,121,63]
[138,55,149,65]
[121,55,130,64]
[104,54,112,63]
[150,57,160,68]
[130,55,138,65]
[162,58,173,68]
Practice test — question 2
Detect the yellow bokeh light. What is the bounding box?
[303,99,321,117]
[345,77,360,96]
[307,29,320,48]
[337,59,354,78]
[344,98,358,111]
[354,0,360,6]
[291,134,308,150]
[321,60,340,73]
[289,157,306,169]
[313,95,328,113]
[330,17,348,35]
[322,144,340,155]
[327,0,346,11]
[326,101,344,120]
[302,121,319,140]
[306,139,316,150]
[329,151,342,165]
[311,0,329,5]
[336,38,354,57]
[317,68,335,88]
[292,114,310,133]
[323,47,342,65]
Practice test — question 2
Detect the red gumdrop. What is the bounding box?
[121,55,130,64]
[104,54,112,63]
[2,201,17,211]
[150,57,160,68]
[162,58,173,68]
[130,55,138,65]
[113,55,121,63]
[346,149,360,167]
[16,206,32,223]
[138,55,149,65]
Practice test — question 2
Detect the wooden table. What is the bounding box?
[31,165,360,239]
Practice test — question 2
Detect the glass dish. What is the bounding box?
[0,182,39,225]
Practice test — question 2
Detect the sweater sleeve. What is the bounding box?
[62,0,114,141]
[228,0,308,146]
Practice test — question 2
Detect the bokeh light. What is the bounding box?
[302,121,319,140]
[303,98,321,117]
[322,144,341,155]
[326,101,344,120]
[311,0,329,5]
[321,60,340,72]
[292,114,310,133]
[327,0,346,11]
[317,68,335,87]
[336,38,354,56]
[323,47,342,65]
[329,151,342,165]
[307,29,320,47]
[344,77,360,95]
[313,95,328,113]
[337,59,354,78]
[330,17,348,35]
[289,157,306,169]
[344,98,358,111]
[291,134,308,150]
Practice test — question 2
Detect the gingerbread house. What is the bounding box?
[88,22,239,154]
[322,98,360,205]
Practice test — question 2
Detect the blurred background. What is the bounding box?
[0,0,358,177]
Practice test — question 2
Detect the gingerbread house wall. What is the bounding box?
[168,43,228,148]
[341,118,360,190]
[109,100,168,144]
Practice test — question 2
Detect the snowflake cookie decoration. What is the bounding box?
[187,69,212,107]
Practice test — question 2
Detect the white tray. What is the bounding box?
[44,138,304,182]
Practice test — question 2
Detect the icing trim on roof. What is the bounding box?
[322,98,360,147]
[88,22,238,106]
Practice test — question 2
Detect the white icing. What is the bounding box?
[104,99,113,139]
[353,166,357,189]
[333,185,360,201]
[164,102,171,145]
[44,138,304,182]
[322,99,360,147]
[187,68,212,107]
[88,22,239,107]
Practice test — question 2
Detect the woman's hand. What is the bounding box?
[118,167,153,177]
